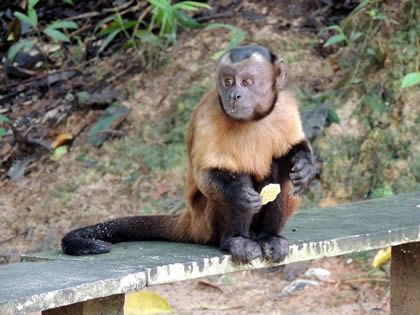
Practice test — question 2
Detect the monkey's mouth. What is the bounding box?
[225,104,252,114]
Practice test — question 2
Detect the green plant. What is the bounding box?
[11,0,78,70]
[323,24,362,48]
[323,0,397,52]
[401,72,420,89]
[371,185,393,198]
[13,0,78,44]
[0,114,11,142]
[148,0,210,41]
[95,1,210,56]
[205,23,247,59]
[95,16,139,54]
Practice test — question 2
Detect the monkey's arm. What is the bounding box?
[197,169,262,213]
[285,140,316,195]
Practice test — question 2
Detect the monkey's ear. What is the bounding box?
[274,58,287,88]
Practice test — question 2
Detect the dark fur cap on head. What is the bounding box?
[221,45,278,64]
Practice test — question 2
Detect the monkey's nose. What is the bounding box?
[235,94,241,100]
[229,93,241,102]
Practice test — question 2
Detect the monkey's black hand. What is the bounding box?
[289,151,316,195]
[226,182,262,213]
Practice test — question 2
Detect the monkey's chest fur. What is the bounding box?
[190,89,304,181]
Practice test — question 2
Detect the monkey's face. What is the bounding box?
[217,56,279,121]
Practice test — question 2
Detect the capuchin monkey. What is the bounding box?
[62,45,316,263]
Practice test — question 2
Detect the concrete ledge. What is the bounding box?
[24,192,420,285]
[1,192,419,314]
[0,261,146,315]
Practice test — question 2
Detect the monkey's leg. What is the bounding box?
[254,163,295,263]
[256,197,290,263]
[215,173,263,263]
[219,205,263,263]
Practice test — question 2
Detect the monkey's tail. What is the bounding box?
[61,215,187,256]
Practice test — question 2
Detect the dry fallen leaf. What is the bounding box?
[125,291,172,315]
[51,132,73,149]
[197,280,224,293]
[372,247,391,268]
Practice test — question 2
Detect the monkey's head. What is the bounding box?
[217,45,287,121]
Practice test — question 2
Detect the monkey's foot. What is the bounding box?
[258,235,289,263]
[221,236,262,263]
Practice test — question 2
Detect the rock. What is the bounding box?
[282,261,309,281]
[304,267,331,281]
[300,102,329,141]
[6,44,43,79]
[281,279,321,295]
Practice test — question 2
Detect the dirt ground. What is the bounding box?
[1,1,391,313]
[147,257,390,314]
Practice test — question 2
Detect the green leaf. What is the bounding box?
[50,145,68,161]
[0,114,11,123]
[173,10,201,28]
[94,14,117,33]
[352,0,370,14]
[0,127,5,141]
[206,24,246,60]
[97,21,137,36]
[172,3,200,11]
[326,25,343,33]
[63,0,74,5]
[98,30,120,54]
[350,31,362,41]
[177,1,211,9]
[206,23,239,32]
[134,30,164,47]
[88,106,129,146]
[323,34,347,47]
[211,50,225,60]
[227,30,246,49]
[28,0,40,8]
[401,72,420,89]
[327,108,340,124]
[43,28,70,42]
[14,12,36,27]
[28,7,38,26]
[148,0,169,9]
[367,48,376,56]
[7,39,35,62]
[47,21,78,30]
[374,12,386,20]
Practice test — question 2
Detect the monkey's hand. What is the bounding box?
[226,182,262,213]
[289,151,316,195]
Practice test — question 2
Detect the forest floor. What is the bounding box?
[1,0,392,313]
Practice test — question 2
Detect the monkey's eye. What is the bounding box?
[224,79,234,87]
[242,79,253,86]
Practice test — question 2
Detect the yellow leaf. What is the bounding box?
[51,132,73,149]
[372,247,391,268]
[50,145,68,161]
[125,291,172,315]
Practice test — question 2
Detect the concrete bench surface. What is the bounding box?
[1,192,420,314]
